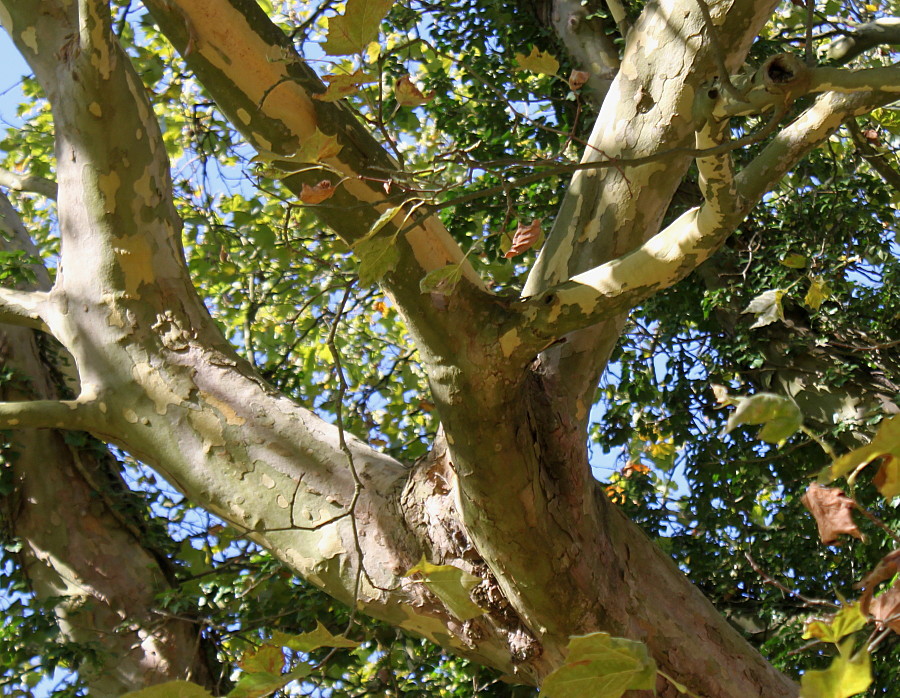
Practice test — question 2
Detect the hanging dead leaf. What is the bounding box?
[861,128,881,146]
[801,483,863,545]
[503,219,542,258]
[568,70,590,91]
[857,549,900,616]
[300,180,336,204]
[395,75,435,107]
[869,582,900,634]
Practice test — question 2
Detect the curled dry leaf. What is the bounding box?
[857,549,900,616]
[504,219,542,258]
[300,180,336,204]
[869,582,900,634]
[568,70,590,91]
[801,483,863,545]
[861,128,881,146]
[395,75,435,107]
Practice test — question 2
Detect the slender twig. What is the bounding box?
[693,0,746,102]
[852,502,900,546]
[745,552,839,607]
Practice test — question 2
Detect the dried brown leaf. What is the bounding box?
[858,549,900,615]
[801,483,863,545]
[568,70,590,91]
[870,582,900,634]
[503,219,542,259]
[300,180,336,204]
[395,75,435,107]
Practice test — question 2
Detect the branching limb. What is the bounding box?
[0,287,50,331]
[820,17,900,64]
[0,169,58,199]
[738,88,897,203]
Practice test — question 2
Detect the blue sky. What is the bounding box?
[0,30,27,128]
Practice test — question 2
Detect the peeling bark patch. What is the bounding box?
[97,171,121,213]
[123,408,139,423]
[201,391,246,425]
[112,236,155,297]
[236,108,251,125]
[89,102,103,118]
[20,27,38,52]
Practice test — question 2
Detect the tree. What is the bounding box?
[0,0,898,696]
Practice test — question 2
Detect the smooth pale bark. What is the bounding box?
[0,194,218,695]
[0,0,898,695]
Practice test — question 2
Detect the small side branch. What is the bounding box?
[821,17,900,64]
[0,397,99,431]
[0,169,58,200]
[0,287,50,332]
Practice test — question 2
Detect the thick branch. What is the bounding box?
[821,17,900,63]
[848,119,900,191]
[0,168,58,199]
[0,287,50,331]
[0,396,100,430]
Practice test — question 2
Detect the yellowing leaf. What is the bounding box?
[297,129,343,164]
[315,70,377,102]
[394,75,435,107]
[873,456,900,499]
[271,622,360,652]
[323,0,393,55]
[742,289,785,329]
[801,483,863,545]
[239,644,283,674]
[780,252,807,268]
[803,603,868,643]
[805,277,832,310]
[227,664,313,698]
[122,682,214,698]
[723,393,802,444]
[799,641,871,698]
[514,47,560,76]
[825,416,900,492]
[541,632,657,698]
[299,180,336,204]
[405,556,485,621]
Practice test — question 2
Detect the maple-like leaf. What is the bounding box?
[799,640,871,698]
[805,277,832,310]
[514,47,560,75]
[801,483,862,545]
[504,219,542,258]
[122,682,214,698]
[395,75,435,107]
[404,556,485,621]
[300,180,336,204]
[722,392,802,444]
[803,603,868,644]
[323,0,393,55]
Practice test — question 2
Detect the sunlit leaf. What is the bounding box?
[419,264,463,295]
[541,632,657,698]
[356,235,400,286]
[824,416,900,493]
[803,603,868,643]
[742,289,785,328]
[514,47,559,75]
[271,621,360,652]
[799,641,871,698]
[405,556,485,621]
[323,0,394,55]
[804,277,832,310]
[723,393,801,444]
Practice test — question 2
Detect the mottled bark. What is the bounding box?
[0,0,898,696]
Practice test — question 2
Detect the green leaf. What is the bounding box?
[799,641,871,698]
[742,289,785,328]
[804,277,832,310]
[356,235,400,285]
[514,46,560,75]
[323,0,393,55]
[419,264,463,295]
[239,644,283,674]
[723,393,802,444]
[404,556,485,621]
[271,621,359,652]
[122,681,215,698]
[803,603,868,643]
[541,632,657,698]
[227,665,313,698]
[780,252,807,268]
